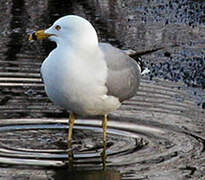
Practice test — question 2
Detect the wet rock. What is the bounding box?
[147,55,205,88]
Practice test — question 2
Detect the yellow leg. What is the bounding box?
[102,114,108,143]
[68,112,75,142]
[101,114,107,169]
[67,113,75,167]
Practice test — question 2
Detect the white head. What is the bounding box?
[47,15,99,48]
[30,15,99,49]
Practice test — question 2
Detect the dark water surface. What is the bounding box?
[0,0,205,179]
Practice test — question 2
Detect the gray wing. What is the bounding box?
[99,43,141,102]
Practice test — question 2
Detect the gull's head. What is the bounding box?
[29,15,99,48]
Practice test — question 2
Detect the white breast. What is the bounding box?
[41,46,120,115]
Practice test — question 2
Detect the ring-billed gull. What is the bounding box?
[28,15,141,153]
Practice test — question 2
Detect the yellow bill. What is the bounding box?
[28,30,54,40]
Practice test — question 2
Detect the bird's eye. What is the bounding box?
[55,25,61,31]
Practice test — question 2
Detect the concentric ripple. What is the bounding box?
[0,118,163,167]
[0,115,204,179]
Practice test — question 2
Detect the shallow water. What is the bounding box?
[0,80,204,179]
[0,99,204,179]
[0,0,205,179]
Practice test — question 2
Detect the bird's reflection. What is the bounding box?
[67,140,107,170]
[67,141,74,168]
[52,168,120,180]
[55,141,120,180]
[101,140,107,170]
